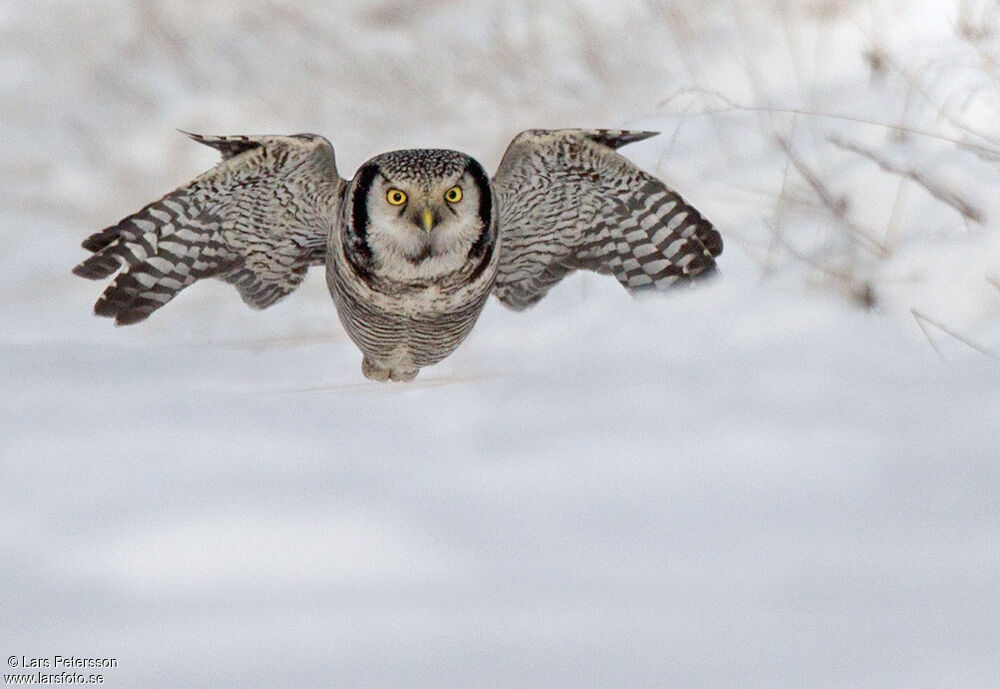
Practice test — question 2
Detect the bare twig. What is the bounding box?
[654,110,692,171]
[765,117,798,278]
[849,22,1000,152]
[911,309,997,358]
[762,220,877,307]
[911,310,945,358]
[831,136,985,224]
[658,88,1000,159]
[775,136,889,257]
[776,136,848,216]
[652,3,734,157]
[883,176,911,249]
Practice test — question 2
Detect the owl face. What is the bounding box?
[348,149,493,280]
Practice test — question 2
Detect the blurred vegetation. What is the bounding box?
[3,0,999,334]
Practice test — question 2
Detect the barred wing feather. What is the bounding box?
[72,132,342,325]
[491,129,722,310]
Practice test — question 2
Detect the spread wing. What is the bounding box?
[72,132,343,325]
[491,129,722,310]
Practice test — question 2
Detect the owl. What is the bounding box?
[73,129,722,382]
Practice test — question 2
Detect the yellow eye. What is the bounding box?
[386,189,407,206]
[445,185,463,203]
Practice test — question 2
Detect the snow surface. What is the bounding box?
[2,1,999,687]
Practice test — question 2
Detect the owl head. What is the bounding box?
[343,149,494,279]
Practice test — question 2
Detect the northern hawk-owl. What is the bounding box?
[73,129,722,382]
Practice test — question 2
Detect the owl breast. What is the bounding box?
[326,231,498,373]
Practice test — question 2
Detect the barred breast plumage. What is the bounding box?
[72,128,720,382]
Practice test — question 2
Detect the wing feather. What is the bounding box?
[492,128,722,309]
[72,133,342,325]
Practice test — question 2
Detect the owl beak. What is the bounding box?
[420,208,436,233]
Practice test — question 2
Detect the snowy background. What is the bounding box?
[2,0,999,687]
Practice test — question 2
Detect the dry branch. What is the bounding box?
[911,309,997,358]
[658,88,1000,160]
[830,136,986,224]
[775,136,889,257]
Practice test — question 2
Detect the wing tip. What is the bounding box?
[178,129,262,159]
[177,128,214,147]
[514,128,659,150]
[583,129,659,149]
[92,278,160,326]
[72,250,121,280]
[72,261,105,280]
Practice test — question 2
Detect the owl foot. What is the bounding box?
[388,368,418,382]
[362,357,419,383]
[361,357,390,382]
